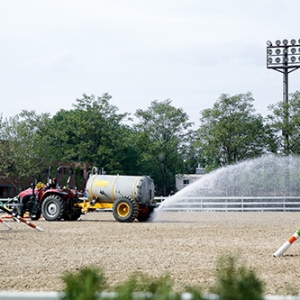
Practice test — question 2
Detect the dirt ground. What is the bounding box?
[1,210,300,296]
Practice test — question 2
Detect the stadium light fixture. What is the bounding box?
[266,39,300,156]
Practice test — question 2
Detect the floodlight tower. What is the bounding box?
[266,39,300,155]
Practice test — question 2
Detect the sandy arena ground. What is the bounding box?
[1,210,300,296]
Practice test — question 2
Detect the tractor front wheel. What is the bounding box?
[29,201,42,220]
[30,210,41,221]
[12,205,23,219]
[42,195,66,221]
[113,196,138,222]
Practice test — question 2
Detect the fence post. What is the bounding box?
[241,197,243,212]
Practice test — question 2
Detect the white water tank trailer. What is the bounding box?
[85,174,157,222]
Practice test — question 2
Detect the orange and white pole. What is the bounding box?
[0,204,43,232]
[13,215,44,232]
[0,219,12,230]
[273,229,300,257]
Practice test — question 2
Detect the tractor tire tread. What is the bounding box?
[42,195,66,221]
[113,196,138,223]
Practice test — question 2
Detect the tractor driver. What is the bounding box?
[47,178,57,189]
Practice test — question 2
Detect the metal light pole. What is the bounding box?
[266,39,300,155]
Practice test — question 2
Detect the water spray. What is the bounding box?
[273,229,300,257]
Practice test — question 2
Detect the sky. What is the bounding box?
[1,0,300,127]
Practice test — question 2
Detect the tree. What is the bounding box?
[197,93,276,171]
[45,93,131,174]
[134,99,195,195]
[0,110,52,192]
[267,90,300,155]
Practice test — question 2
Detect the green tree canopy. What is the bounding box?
[197,92,276,171]
[0,110,52,191]
[45,93,132,174]
[267,90,300,155]
[134,99,195,195]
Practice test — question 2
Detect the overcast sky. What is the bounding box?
[1,0,300,126]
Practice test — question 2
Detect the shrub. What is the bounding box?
[113,272,179,300]
[60,266,107,300]
[210,254,264,300]
[60,255,264,300]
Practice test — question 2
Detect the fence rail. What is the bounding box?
[0,198,17,209]
[155,196,300,212]
[1,197,300,212]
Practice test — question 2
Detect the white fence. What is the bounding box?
[2,197,300,212]
[0,198,17,209]
[155,196,300,212]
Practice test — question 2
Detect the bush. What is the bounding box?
[60,266,107,300]
[210,255,264,300]
[60,255,264,300]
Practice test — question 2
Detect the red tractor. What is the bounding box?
[13,167,82,221]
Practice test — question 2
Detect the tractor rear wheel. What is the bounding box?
[113,196,138,222]
[42,195,66,221]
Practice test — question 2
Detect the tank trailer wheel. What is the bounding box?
[42,195,66,221]
[113,196,138,222]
